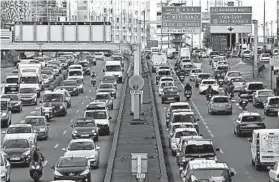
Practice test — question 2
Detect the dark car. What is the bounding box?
[161,86,180,104]
[24,116,50,140]
[78,60,91,75]
[52,156,91,181]
[1,94,22,113]
[42,92,67,116]
[101,75,117,88]
[61,80,79,96]
[71,117,99,142]
[86,55,96,66]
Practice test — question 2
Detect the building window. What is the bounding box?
[116,35,119,41]
[104,8,107,13]
[129,18,131,23]
[117,18,119,23]
[157,24,161,28]
[123,36,126,41]
[104,17,107,21]
[157,12,161,16]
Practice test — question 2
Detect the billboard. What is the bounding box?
[210,14,252,25]
[162,6,201,34]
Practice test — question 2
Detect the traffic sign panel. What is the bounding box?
[130,90,143,94]
[210,14,252,25]
[129,75,144,90]
[162,22,201,28]
[162,28,201,34]
[162,14,201,21]
[136,173,146,179]
[210,6,252,14]
[162,6,201,14]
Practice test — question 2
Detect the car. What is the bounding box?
[85,101,108,111]
[161,86,180,104]
[195,73,211,87]
[252,89,275,108]
[158,76,174,86]
[165,102,192,120]
[68,78,84,93]
[97,83,117,99]
[260,53,271,62]
[156,65,170,73]
[94,52,104,61]
[78,60,91,75]
[18,87,38,105]
[208,95,232,115]
[101,75,117,88]
[216,60,228,67]
[242,50,252,58]
[2,134,36,165]
[155,69,171,85]
[233,112,266,136]
[209,51,219,61]
[71,117,99,142]
[211,56,224,68]
[167,111,199,132]
[169,128,198,156]
[61,80,79,96]
[180,63,194,76]
[198,79,219,95]
[53,89,72,108]
[273,49,279,56]
[268,160,279,182]
[189,68,203,81]
[41,74,52,88]
[3,124,37,142]
[42,91,68,116]
[3,74,19,94]
[23,116,50,140]
[84,109,111,135]
[0,150,11,182]
[231,50,239,57]
[95,92,113,109]
[1,94,22,113]
[52,156,91,181]
[168,122,195,137]
[241,81,265,101]
[230,76,245,92]
[63,139,100,169]
[158,81,174,96]
[0,99,12,128]
[213,65,229,78]
[224,71,241,83]
[264,96,279,116]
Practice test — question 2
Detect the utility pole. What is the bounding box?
[191,0,194,49]
[263,0,266,46]
[277,0,279,47]
[271,21,274,44]
[228,27,234,50]
[160,0,163,49]
[253,20,259,78]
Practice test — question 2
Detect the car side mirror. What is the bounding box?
[199,134,203,136]
[103,70,105,72]
[2,131,6,134]
[39,101,42,103]
[248,138,252,142]
[96,146,100,150]
[109,116,112,119]
[62,148,66,151]
[50,165,55,170]
[230,171,235,177]
[215,148,220,151]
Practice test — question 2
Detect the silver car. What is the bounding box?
[208,95,232,115]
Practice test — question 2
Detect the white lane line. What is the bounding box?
[63,130,67,135]
[205,125,210,130]
[76,110,79,113]
[70,119,73,123]
[209,133,214,137]
[54,144,59,148]
[89,89,91,93]
[82,101,84,104]
[43,160,48,166]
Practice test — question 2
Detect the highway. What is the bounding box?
[1,58,128,182]
[152,57,277,182]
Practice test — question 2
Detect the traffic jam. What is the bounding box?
[146,46,279,182]
[0,51,126,182]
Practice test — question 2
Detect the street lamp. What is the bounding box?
[228,27,234,50]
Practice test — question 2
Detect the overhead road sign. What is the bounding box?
[162,28,200,34]
[162,6,201,14]
[162,14,201,21]
[210,7,252,14]
[162,22,201,27]
[210,14,252,25]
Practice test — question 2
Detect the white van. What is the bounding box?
[249,129,279,170]
[68,69,84,80]
[104,61,123,83]
[69,65,83,71]
[180,47,191,59]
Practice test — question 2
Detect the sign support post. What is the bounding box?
[134,45,140,120]
[131,153,148,182]
[253,19,258,78]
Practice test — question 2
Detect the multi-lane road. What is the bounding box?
[152,57,278,182]
[1,59,128,182]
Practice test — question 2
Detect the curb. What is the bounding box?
[146,61,169,182]
[104,62,129,182]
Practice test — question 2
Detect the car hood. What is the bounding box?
[33,126,47,131]
[10,100,20,104]
[2,148,29,155]
[96,98,109,102]
[56,166,87,174]
[19,93,36,97]
[62,86,77,89]
[64,150,94,158]
[74,127,98,132]
[257,95,269,101]
[94,119,109,124]
[98,88,115,92]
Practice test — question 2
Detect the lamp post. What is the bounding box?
[253,20,259,78]
[228,27,234,50]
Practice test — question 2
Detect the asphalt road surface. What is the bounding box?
[0,59,128,182]
[152,57,277,182]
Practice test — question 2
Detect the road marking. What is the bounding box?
[70,119,73,123]
[209,133,214,137]
[54,144,59,148]
[43,160,48,166]
[205,125,210,130]
[86,96,88,98]
[76,110,79,113]
[63,130,67,135]
[89,89,91,92]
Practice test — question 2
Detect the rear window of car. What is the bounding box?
[247,83,264,90]
[210,52,219,55]
[213,97,229,103]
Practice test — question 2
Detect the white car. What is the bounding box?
[268,160,279,182]
[216,61,228,66]
[158,77,174,86]
[273,49,279,56]
[94,52,104,61]
[260,53,271,62]
[189,68,203,81]
[230,76,245,92]
[63,139,100,169]
[224,71,241,83]
[158,81,174,96]
[198,79,220,95]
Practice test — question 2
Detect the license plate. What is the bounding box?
[10,88,16,90]
[81,134,89,137]
[248,124,258,127]
[10,157,20,160]
[168,97,174,100]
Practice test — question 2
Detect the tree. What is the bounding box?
[203,31,212,48]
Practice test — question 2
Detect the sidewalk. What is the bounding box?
[109,69,165,182]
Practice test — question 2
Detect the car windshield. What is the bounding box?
[3,139,29,149]
[62,80,78,86]
[161,78,173,82]
[202,81,216,85]
[213,97,229,103]
[43,94,63,102]
[68,141,95,150]
[211,52,219,55]
[7,127,32,134]
[192,69,202,73]
[1,95,18,101]
[175,130,197,138]
[79,62,89,67]
[171,105,190,110]
[262,54,270,57]
[228,72,240,77]
[106,65,121,71]
[242,116,262,122]
[198,74,210,79]
[269,98,279,105]
[231,78,243,82]
[248,84,264,90]
[95,53,102,55]
[102,76,115,81]
[85,111,107,119]
[163,87,178,92]
[42,74,48,79]
[173,125,193,132]
[158,71,170,76]
[192,169,229,181]
[244,51,251,54]
[69,71,82,76]
[113,57,122,60]
[173,115,195,123]
[183,65,193,69]
[25,118,45,126]
[74,120,95,127]
[258,91,274,96]
[185,144,215,154]
[96,94,110,100]
[19,88,36,93]
[161,82,174,88]
[1,101,8,110]
[159,66,170,70]
[99,84,113,89]
[217,66,228,70]
[6,77,18,83]
[20,76,38,84]
[57,157,87,168]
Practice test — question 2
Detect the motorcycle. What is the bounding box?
[217,78,224,86]
[184,90,192,101]
[206,92,213,101]
[40,103,54,122]
[30,161,43,182]
[239,93,249,109]
[91,77,96,86]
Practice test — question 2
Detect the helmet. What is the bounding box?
[208,85,212,88]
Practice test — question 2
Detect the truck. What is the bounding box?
[212,34,228,52]
[151,54,167,73]
[167,48,176,59]
[18,64,42,97]
[180,47,191,59]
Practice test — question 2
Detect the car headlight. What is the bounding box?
[0,171,6,177]
[88,153,96,159]
[40,128,46,132]
[54,170,63,176]
[80,168,90,176]
[60,105,64,109]
[22,149,30,156]
[73,88,77,91]
[31,165,41,169]
[72,130,77,135]
[32,94,37,98]
[1,113,7,117]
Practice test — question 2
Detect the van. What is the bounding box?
[103,61,123,83]
[68,69,84,80]
[180,47,191,59]
[249,129,279,170]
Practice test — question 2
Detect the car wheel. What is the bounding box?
[254,158,261,171]
[236,128,241,137]
[228,111,232,115]
[95,136,99,142]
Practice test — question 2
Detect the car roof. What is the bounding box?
[9,124,32,127]
[4,133,34,140]
[170,102,190,106]
[96,92,110,95]
[256,89,273,92]
[171,122,194,126]
[246,81,263,84]
[201,79,216,82]
[239,111,260,117]
[174,128,197,133]
[173,111,195,115]
[189,160,228,169]
[25,116,45,119]
[70,138,95,143]
[212,95,229,99]
[185,139,213,145]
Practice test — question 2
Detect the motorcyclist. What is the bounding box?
[30,147,45,175]
[184,83,192,93]
[205,85,213,101]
